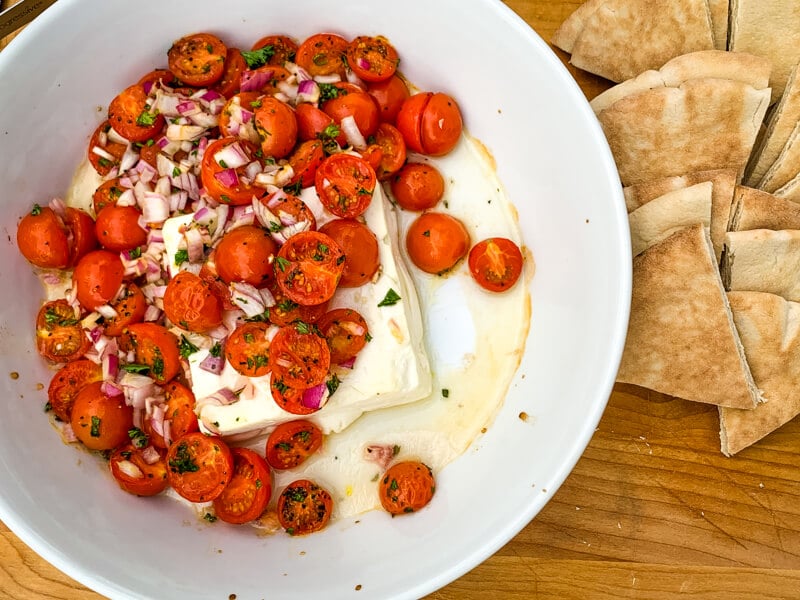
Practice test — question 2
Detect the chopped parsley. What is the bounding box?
[121,363,150,374]
[295,321,311,335]
[44,307,78,327]
[365,332,373,342]
[241,46,275,69]
[44,401,52,413]
[97,157,112,168]
[218,159,229,169]
[312,52,328,66]
[203,513,217,523]
[179,335,199,358]
[90,416,101,438]
[377,288,401,307]
[169,442,199,474]
[129,246,142,258]
[209,342,222,357]
[255,479,263,489]
[250,99,263,109]
[320,123,341,139]
[283,180,302,195]
[174,249,189,266]
[273,379,289,394]
[326,373,341,396]
[442,388,450,398]
[274,256,290,272]
[128,427,149,449]
[243,332,255,343]
[172,166,181,177]
[297,430,311,443]
[268,221,283,233]
[277,442,292,451]
[390,478,399,491]
[318,83,342,101]
[277,299,298,312]
[393,444,401,456]
[30,204,41,216]
[152,355,165,378]
[285,487,308,503]
[136,110,158,127]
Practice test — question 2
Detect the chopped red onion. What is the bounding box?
[144,304,162,322]
[95,304,119,320]
[59,422,78,443]
[296,79,320,104]
[340,115,367,150]
[101,380,124,397]
[141,445,161,465]
[314,73,342,84]
[102,353,119,380]
[229,281,267,317]
[183,227,205,263]
[107,127,129,145]
[39,272,63,286]
[339,356,356,369]
[119,145,140,173]
[91,145,116,161]
[169,190,189,212]
[49,198,67,219]
[201,89,223,102]
[121,372,157,409]
[177,100,200,115]
[240,68,274,92]
[166,123,205,141]
[188,112,219,128]
[199,353,225,375]
[214,141,249,170]
[222,309,246,332]
[214,168,239,188]
[259,286,276,308]
[363,444,396,470]
[301,383,328,411]
[133,408,143,429]
[142,193,170,224]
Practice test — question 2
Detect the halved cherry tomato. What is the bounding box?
[144,381,199,449]
[318,219,379,287]
[200,137,267,206]
[213,48,247,98]
[468,237,524,293]
[163,271,223,333]
[367,75,410,124]
[379,460,435,515]
[73,250,124,310]
[199,250,237,311]
[218,92,261,139]
[397,92,463,156]
[64,208,98,266]
[360,144,383,172]
[372,122,406,180]
[92,179,124,214]
[17,205,70,269]
[70,381,134,451]
[47,359,102,422]
[390,162,445,211]
[270,378,318,415]
[87,121,127,176]
[225,321,273,377]
[295,33,348,78]
[166,432,234,503]
[36,300,89,363]
[295,103,346,148]
[108,84,164,143]
[138,140,161,168]
[346,35,399,82]
[109,443,169,497]
[406,212,470,274]
[314,153,376,218]
[214,225,277,286]
[122,323,181,384]
[95,205,147,252]
[168,32,227,87]
[321,83,380,138]
[104,283,147,337]
[253,96,298,159]
[269,324,330,389]
[213,447,272,524]
[274,231,345,306]
[277,479,333,535]
[137,68,183,90]
[317,308,369,365]
[251,34,298,65]
[257,191,317,238]
[265,420,323,470]
[266,279,329,328]
[288,140,325,188]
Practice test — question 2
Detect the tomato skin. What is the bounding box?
[265,420,323,470]
[73,250,124,310]
[200,137,267,206]
[214,225,277,287]
[269,325,331,389]
[346,35,399,82]
[321,84,380,138]
[36,300,91,364]
[274,231,345,306]
[406,212,471,274]
[253,97,298,159]
[367,75,410,124]
[390,162,445,211]
[225,321,273,377]
[318,219,379,287]
[395,92,429,154]
[47,359,103,422]
[314,153,376,219]
[295,33,348,78]
[266,280,329,328]
[137,68,182,90]
[92,178,124,214]
[65,208,98,265]
[317,308,370,365]
[70,381,134,451]
[104,283,147,337]
[270,378,318,415]
[199,251,237,311]
[109,443,169,497]
[123,323,182,384]
[168,32,227,87]
[144,381,199,450]
[372,122,407,181]
[420,93,463,156]
[277,479,333,535]
[251,34,299,65]
[213,448,273,524]
[108,84,164,143]
[95,205,147,252]
[17,205,70,269]
[166,432,234,503]
[87,121,127,176]
[163,271,223,333]
[295,103,346,146]
[288,140,325,188]
[213,48,247,97]
[379,461,435,515]
[468,238,524,292]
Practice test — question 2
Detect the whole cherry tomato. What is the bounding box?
[70,381,134,451]
[214,225,277,287]
[73,250,124,310]
[95,205,147,252]
[396,92,463,156]
[367,75,410,124]
[390,162,445,211]
[321,83,380,138]
[405,212,470,274]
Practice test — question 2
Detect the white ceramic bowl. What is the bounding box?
[0,0,630,598]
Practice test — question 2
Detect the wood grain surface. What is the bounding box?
[3,1,800,598]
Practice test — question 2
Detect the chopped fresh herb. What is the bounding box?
[286,487,308,503]
[90,416,101,438]
[221,194,232,203]
[179,335,199,358]
[312,52,328,66]
[295,321,311,334]
[371,473,380,482]
[146,138,155,146]
[320,123,341,139]
[286,527,295,536]
[442,388,450,398]
[422,230,431,237]
[209,342,222,357]
[318,83,340,102]
[336,255,345,266]
[121,363,150,374]
[250,99,263,109]
[283,180,302,195]
[393,444,401,456]
[277,442,292,451]
[136,110,158,127]
[174,249,189,266]
[152,355,164,378]
[297,430,311,443]
[277,299,298,312]
[44,401,52,413]
[128,427,149,449]
[120,451,132,459]
[255,479,263,489]
[243,332,255,343]
[203,512,217,523]
[241,46,275,69]
[326,373,341,396]
[275,256,290,272]
[44,307,78,327]
[97,157,112,168]
[218,159,229,169]
[390,478,399,491]
[129,246,142,258]
[31,204,42,216]
[317,242,329,253]
[269,221,283,233]
[357,187,372,195]
[366,135,377,145]
[273,379,289,394]
[245,310,270,323]
[377,288,401,307]
[172,166,181,177]
[206,43,213,53]
[365,332,373,342]
[169,442,199,474]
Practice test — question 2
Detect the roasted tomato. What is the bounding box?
[274,231,345,306]
[47,359,103,422]
[109,443,169,497]
[321,83,380,138]
[94,205,147,252]
[200,137,268,206]
[70,381,134,451]
[295,33,348,78]
[366,74,410,124]
[316,308,369,365]
[166,432,234,503]
[36,300,90,363]
[405,212,470,274]
[396,92,463,156]
[17,205,70,269]
[104,283,147,337]
[468,237,524,293]
[379,460,436,515]
[121,323,181,384]
[390,162,445,211]
[277,479,333,535]
[269,324,331,389]
[265,420,323,470]
[167,32,228,87]
[72,250,125,310]
[346,35,399,82]
[318,219,379,287]
[214,225,278,287]
[225,321,273,377]
[143,381,199,449]
[87,121,127,176]
[163,271,224,333]
[108,84,164,143]
[250,34,298,66]
[213,447,272,524]
[314,153,376,219]
[253,96,298,159]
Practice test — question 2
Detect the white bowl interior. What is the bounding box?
[0,0,630,598]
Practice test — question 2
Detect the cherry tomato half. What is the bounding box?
[64,207,98,266]
[225,321,273,377]
[108,84,164,143]
[317,308,370,365]
[379,461,436,515]
[265,420,323,470]
[73,249,124,310]
[109,443,169,497]
[168,32,228,87]
[266,280,329,328]
[144,381,199,449]
[163,271,223,333]
[214,225,277,287]
[47,359,103,422]
[87,121,127,176]
[277,479,333,535]
[200,137,267,206]
[405,212,470,274]
[251,34,298,66]
[70,381,134,451]
[372,122,407,181]
[367,75,409,124]
[270,378,319,415]
[468,237,524,293]
[213,447,272,524]
[166,432,234,503]
[274,231,345,306]
[390,162,445,211]
[17,205,70,269]
[269,324,331,389]
[104,283,147,337]
[288,140,325,188]
[295,33,348,78]
[346,35,399,82]
[122,323,181,384]
[318,219,379,287]
[314,153,376,219]
[36,300,90,364]
[213,48,247,98]
[92,178,124,214]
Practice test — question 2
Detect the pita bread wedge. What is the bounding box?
[552,0,605,54]
[707,0,729,51]
[617,224,759,409]
[590,51,771,114]
[728,186,800,232]
[723,229,800,302]
[774,172,800,204]
[744,63,800,186]
[623,169,737,261]
[756,121,800,193]
[598,78,771,186]
[720,291,800,456]
[730,0,800,103]
[569,0,715,83]
[628,182,712,257]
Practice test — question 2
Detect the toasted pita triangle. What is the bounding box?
[623,169,737,261]
[728,186,800,232]
[720,291,800,455]
[723,229,800,302]
[774,172,800,203]
[597,79,771,186]
[617,224,759,409]
[707,0,729,51]
[744,63,800,186]
[628,182,712,257]
[730,0,800,103]
[552,0,605,54]
[756,120,800,193]
[568,0,715,83]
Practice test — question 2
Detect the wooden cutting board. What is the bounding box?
[3,1,800,598]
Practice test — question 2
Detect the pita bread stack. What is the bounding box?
[591,51,771,186]
[552,0,717,82]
